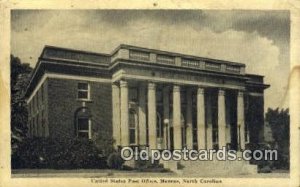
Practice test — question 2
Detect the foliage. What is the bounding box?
[247,143,275,172]
[135,159,167,172]
[12,137,109,169]
[10,55,33,151]
[10,55,32,88]
[93,132,115,157]
[265,108,289,143]
[265,108,290,169]
[106,152,124,169]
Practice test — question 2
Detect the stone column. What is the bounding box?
[173,85,182,150]
[206,93,213,149]
[237,91,246,150]
[120,80,129,146]
[197,87,206,149]
[163,86,170,149]
[138,85,147,146]
[218,89,226,149]
[148,82,157,150]
[186,88,193,149]
[112,83,121,147]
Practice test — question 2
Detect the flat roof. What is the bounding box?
[41,44,246,67]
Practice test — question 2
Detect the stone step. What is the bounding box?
[160,159,257,176]
[159,151,258,176]
[179,160,257,176]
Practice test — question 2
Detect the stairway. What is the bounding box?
[160,155,257,176]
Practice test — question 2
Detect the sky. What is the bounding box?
[11,10,290,111]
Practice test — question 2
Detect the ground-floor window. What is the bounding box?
[77,117,91,139]
[75,107,92,139]
[129,109,137,144]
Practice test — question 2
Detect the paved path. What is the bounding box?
[12,169,289,178]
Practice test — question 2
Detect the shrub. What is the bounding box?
[93,133,115,158]
[12,137,53,169]
[135,159,166,172]
[107,152,124,169]
[12,137,110,169]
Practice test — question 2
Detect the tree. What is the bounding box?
[11,55,33,152]
[265,108,290,169]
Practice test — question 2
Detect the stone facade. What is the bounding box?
[25,44,269,150]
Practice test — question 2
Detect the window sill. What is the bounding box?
[77,99,93,103]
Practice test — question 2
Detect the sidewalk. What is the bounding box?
[11,169,289,178]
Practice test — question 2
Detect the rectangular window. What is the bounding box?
[77,117,91,139]
[129,111,136,144]
[77,83,90,100]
